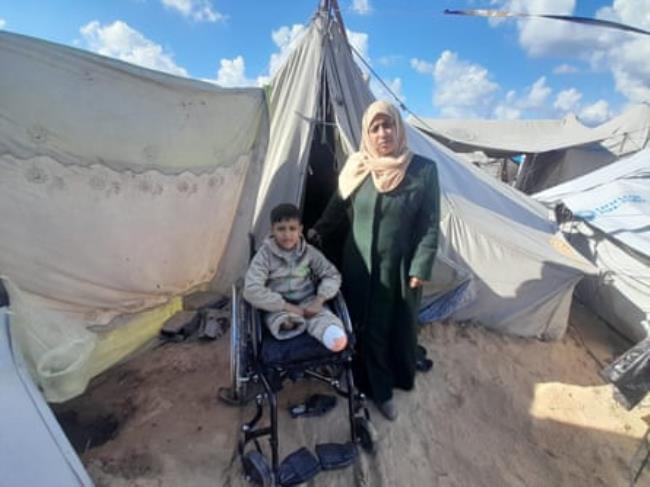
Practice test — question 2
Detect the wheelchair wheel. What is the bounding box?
[354,417,378,454]
[230,283,251,402]
[242,451,272,486]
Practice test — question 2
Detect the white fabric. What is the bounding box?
[412,105,650,196]
[536,147,650,257]
[0,31,268,399]
[563,222,649,342]
[409,114,601,155]
[0,309,92,485]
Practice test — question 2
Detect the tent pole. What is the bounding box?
[329,0,350,44]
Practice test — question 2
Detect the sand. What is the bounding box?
[55,302,650,486]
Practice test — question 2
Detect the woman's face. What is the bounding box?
[368,114,397,156]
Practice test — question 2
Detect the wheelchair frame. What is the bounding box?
[226,279,376,486]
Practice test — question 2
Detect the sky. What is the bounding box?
[1,0,649,125]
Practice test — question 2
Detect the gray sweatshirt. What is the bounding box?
[243,236,341,312]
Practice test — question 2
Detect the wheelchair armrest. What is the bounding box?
[330,292,354,338]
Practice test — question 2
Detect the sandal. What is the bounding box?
[289,393,337,418]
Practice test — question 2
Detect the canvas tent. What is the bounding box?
[0,4,594,402]
[0,30,269,401]
[411,105,650,194]
[535,148,650,343]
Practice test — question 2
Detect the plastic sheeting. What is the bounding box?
[535,149,650,343]
[0,32,268,400]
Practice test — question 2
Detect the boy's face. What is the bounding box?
[271,218,303,251]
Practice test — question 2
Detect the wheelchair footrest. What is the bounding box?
[316,442,358,470]
[278,447,321,486]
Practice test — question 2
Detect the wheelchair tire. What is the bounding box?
[243,451,272,486]
[230,283,251,402]
[354,417,378,454]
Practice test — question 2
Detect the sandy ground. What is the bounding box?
[55,302,650,487]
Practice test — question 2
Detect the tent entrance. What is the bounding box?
[300,90,348,265]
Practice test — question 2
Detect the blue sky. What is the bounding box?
[1,0,648,124]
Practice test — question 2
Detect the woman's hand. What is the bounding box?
[303,296,326,318]
[409,276,427,289]
[306,228,322,247]
[284,302,305,317]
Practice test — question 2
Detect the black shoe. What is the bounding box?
[374,399,398,421]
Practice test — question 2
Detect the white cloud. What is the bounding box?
[494,102,522,120]
[267,24,307,80]
[492,0,650,104]
[579,99,611,125]
[80,20,188,76]
[492,76,550,119]
[410,58,435,75]
[215,55,255,87]
[351,0,372,15]
[433,50,499,118]
[378,55,401,66]
[161,0,225,22]
[553,63,579,74]
[346,29,369,61]
[521,76,551,108]
[553,88,582,112]
[371,77,406,104]
[0,18,6,30]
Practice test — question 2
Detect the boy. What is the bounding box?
[243,203,348,352]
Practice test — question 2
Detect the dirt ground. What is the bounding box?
[55,302,650,487]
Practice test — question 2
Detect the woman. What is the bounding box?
[311,100,440,420]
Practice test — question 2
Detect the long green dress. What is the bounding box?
[314,154,440,402]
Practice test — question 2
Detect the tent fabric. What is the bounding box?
[535,147,650,257]
[408,114,603,155]
[411,105,650,196]
[534,148,650,342]
[0,308,92,486]
[252,13,594,340]
[0,31,268,400]
[564,222,650,343]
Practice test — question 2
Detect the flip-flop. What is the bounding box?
[289,393,337,418]
[416,357,434,372]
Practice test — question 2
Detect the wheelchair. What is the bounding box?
[219,240,376,486]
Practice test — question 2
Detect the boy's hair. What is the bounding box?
[270,203,301,224]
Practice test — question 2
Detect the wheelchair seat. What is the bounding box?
[260,328,352,368]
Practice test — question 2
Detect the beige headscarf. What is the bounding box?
[338,100,413,199]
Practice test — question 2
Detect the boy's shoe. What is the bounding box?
[374,399,398,421]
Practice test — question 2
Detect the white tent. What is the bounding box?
[411,105,650,194]
[0,5,594,401]
[0,31,269,400]
[535,148,650,343]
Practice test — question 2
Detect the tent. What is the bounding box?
[411,105,650,194]
[0,2,594,402]
[0,30,269,401]
[535,148,650,343]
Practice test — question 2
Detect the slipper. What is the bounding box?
[316,442,357,470]
[416,357,434,372]
[278,448,321,486]
[289,393,337,418]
